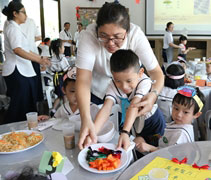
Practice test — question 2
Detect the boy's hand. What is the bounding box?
[117,133,131,151]
[136,141,158,153]
[38,115,50,122]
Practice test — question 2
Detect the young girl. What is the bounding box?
[178,35,195,60]
[137,85,205,152]
[49,38,70,116]
[157,63,185,122]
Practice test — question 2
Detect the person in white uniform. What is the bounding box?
[162,22,181,64]
[1,1,50,123]
[74,22,83,54]
[137,85,205,152]
[76,2,164,149]
[20,17,44,102]
[59,22,73,57]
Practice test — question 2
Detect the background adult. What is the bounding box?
[59,22,73,57]
[76,2,164,149]
[20,17,44,103]
[162,22,181,64]
[2,1,50,123]
[74,22,83,54]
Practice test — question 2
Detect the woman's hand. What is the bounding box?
[78,120,97,150]
[40,57,51,67]
[131,92,157,116]
[117,133,131,151]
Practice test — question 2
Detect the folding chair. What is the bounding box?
[41,72,55,109]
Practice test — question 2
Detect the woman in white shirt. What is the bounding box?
[2,1,50,123]
[76,2,164,149]
[162,22,181,64]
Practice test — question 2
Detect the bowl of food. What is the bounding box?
[97,121,115,143]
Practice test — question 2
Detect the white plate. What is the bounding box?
[78,143,128,174]
[0,130,44,154]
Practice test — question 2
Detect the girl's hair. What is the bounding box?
[173,87,205,114]
[50,38,62,59]
[96,2,130,32]
[2,1,24,20]
[179,35,187,43]
[165,64,185,89]
[165,22,173,31]
[43,37,50,45]
[8,167,47,180]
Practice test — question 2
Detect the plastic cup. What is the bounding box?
[26,112,38,130]
[148,168,169,180]
[62,123,75,149]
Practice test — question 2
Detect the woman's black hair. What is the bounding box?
[2,1,24,20]
[110,49,140,73]
[179,35,187,43]
[96,2,130,32]
[165,64,185,89]
[50,38,62,59]
[165,22,173,31]
[173,87,205,114]
[8,167,47,180]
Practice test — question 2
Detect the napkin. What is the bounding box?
[38,118,57,131]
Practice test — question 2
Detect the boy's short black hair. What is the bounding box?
[165,64,185,89]
[173,87,205,114]
[179,35,187,43]
[64,22,70,26]
[110,49,140,73]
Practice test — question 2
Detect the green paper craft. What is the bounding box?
[39,151,65,175]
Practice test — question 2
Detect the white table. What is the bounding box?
[0,121,131,180]
[118,141,211,180]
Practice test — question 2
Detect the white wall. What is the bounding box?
[60,0,145,36]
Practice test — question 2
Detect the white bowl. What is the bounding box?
[97,121,115,143]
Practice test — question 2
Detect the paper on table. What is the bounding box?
[62,157,74,175]
[38,118,57,131]
[130,157,211,180]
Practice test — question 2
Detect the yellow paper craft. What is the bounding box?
[130,157,211,180]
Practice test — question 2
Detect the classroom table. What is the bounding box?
[118,141,211,180]
[0,121,131,180]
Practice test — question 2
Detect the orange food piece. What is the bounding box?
[89,154,121,171]
[196,79,206,86]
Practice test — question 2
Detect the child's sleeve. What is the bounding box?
[104,82,118,105]
[134,75,152,99]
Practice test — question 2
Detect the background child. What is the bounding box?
[38,67,77,121]
[38,67,99,122]
[158,63,185,122]
[85,49,165,151]
[38,37,51,57]
[206,58,211,82]
[138,85,205,152]
[49,38,70,116]
[178,35,195,60]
